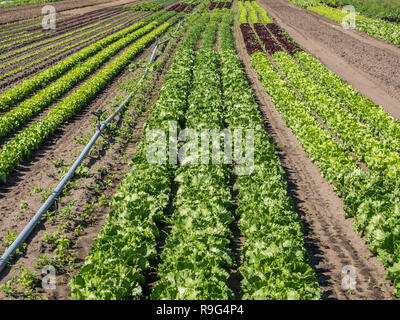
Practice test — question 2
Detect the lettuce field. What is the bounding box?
[0,0,400,302]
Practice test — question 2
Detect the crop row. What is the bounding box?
[0,11,166,112]
[221,10,321,300]
[0,11,135,72]
[253,23,282,54]
[0,11,130,62]
[237,1,248,24]
[151,13,236,299]
[0,13,180,183]
[0,12,174,142]
[69,12,209,300]
[256,15,400,158]
[273,51,400,179]
[240,23,263,55]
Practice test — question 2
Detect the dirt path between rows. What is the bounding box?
[259,0,400,120]
[233,13,394,300]
[0,0,137,24]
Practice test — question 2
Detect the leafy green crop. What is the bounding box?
[221,12,321,300]
[70,12,209,300]
[0,11,166,112]
[251,51,400,297]
[0,12,173,140]
[273,50,400,179]
[294,51,400,153]
[308,6,400,46]
[237,1,248,24]
[151,13,237,300]
[0,13,178,184]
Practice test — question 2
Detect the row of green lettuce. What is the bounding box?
[69,12,210,300]
[220,10,321,300]
[0,11,165,113]
[0,12,173,142]
[288,0,400,20]
[151,13,236,299]
[0,13,180,184]
[248,4,400,178]
[0,11,132,61]
[0,11,139,81]
[249,28,400,297]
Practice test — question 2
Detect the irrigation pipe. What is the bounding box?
[0,8,199,273]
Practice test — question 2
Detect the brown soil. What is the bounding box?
[259,0,400,119]
[0,0,138,24]
[233,12,394,300]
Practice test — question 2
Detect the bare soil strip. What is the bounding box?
[259,0,400,119]
[233,14,394,300]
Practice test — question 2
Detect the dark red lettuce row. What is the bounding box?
[253,23,282,55]
[166,3,180,11]
[266,23,303,56]
[240,23,263,55]
[225,2,232,8]
[209,2,216,10]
